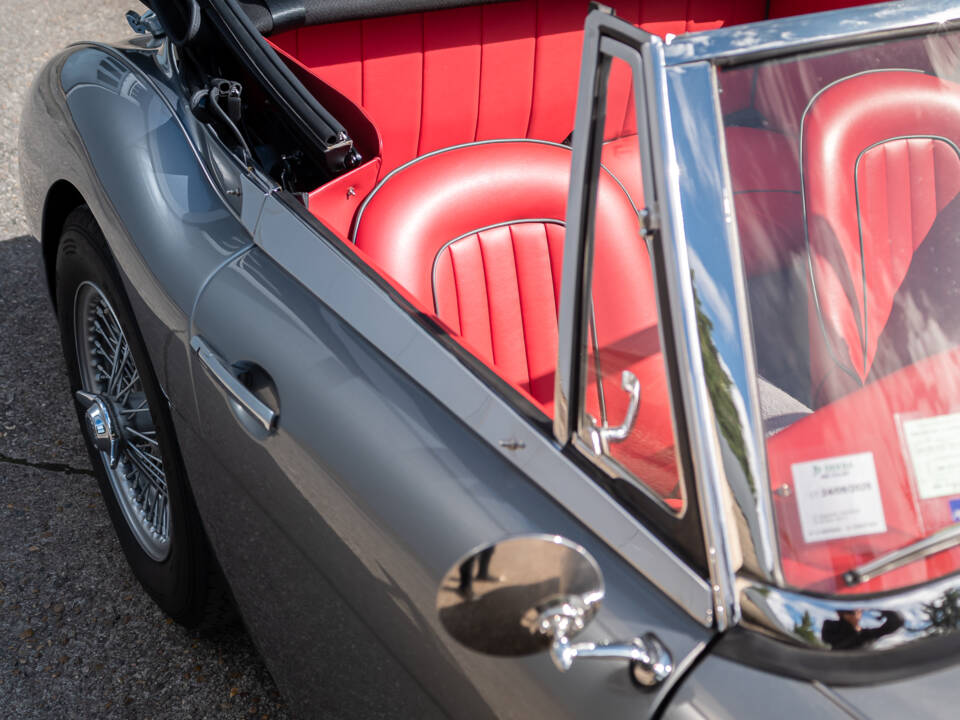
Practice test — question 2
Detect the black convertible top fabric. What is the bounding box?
[236,0,514,34]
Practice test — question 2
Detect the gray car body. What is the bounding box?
[16,4,960,718]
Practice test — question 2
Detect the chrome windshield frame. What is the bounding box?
[663,0,960,68]
[560,1,960,657]
[658,0,960,656]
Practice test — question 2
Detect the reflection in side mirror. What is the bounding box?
[437,534,674,688]
[436,535,604,657]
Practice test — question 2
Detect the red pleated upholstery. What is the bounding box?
[434,221,566,403]
[354,140,679,495]
[802,71,960,406]
[272,0,767,175]
[354,142,640,404]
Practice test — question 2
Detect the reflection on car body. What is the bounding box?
[18,0,960,716]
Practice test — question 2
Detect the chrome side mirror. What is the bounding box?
[437,535,672,688]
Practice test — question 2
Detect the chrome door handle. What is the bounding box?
[588,370,641,454]
[190,336,277,431]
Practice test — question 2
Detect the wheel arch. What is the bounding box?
[40,179,87,308]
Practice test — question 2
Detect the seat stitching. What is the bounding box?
[447,241,465,335]
[508,223,534,390]
[542,222,559,315]
[476,233,496,364]
[523,0,540,139]
[431,218,565,311]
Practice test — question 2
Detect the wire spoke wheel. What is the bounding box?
[74,281,170,561]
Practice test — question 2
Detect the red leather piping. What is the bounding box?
[351,138,642,243]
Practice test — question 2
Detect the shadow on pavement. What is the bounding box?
[0,234,289,719]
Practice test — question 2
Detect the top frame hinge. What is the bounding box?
[639,205,659,237]
[126,10,165,38]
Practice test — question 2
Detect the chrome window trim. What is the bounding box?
[738,570,960,653]
[648,58,760,632]
[664,0,960,68]
[555,26,692,520]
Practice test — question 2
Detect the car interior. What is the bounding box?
[231,0,960,590]
[245,0,882,511]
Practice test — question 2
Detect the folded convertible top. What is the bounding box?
[147,0,515,35]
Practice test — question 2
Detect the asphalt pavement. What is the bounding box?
[1,1,290,717]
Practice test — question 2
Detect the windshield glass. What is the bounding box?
[719,29,960,595]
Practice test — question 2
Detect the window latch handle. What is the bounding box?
[588,370,640,454]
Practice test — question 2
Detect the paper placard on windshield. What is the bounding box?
[792,452,886,544]
[901,412,960,499]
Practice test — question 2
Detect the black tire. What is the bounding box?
[55,205,233,629]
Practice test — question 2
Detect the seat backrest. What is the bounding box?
[270,0,766,174]
[802,70,960,404]
[352,140,646,407]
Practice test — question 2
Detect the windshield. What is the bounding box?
[719,29,960,595]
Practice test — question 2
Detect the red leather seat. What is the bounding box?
[353,141,640,404]
[353,140,679,497]
[802,70,960,406]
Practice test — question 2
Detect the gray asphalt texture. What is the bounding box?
[1,2,290,717]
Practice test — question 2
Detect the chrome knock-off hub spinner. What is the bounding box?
[73,281,170,561]
[76,390,121,468]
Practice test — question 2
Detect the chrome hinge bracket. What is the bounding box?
[126,10,165,38]
[639,205,659,237]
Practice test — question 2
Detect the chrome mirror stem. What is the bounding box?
[535,601,672,688]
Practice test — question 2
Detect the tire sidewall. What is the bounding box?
[55,207,209,625]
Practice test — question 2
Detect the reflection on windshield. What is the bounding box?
[693,272,751,489]
[720,30,960,596]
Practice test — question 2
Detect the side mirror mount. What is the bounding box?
[437,535,672,688]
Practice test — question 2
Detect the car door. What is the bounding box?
[180,11,715,719]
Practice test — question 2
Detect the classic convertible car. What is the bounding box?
[19,0,960,715]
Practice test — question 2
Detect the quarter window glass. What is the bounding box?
[578,56,684,514]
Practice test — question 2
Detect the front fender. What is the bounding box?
[18,39,256,416]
